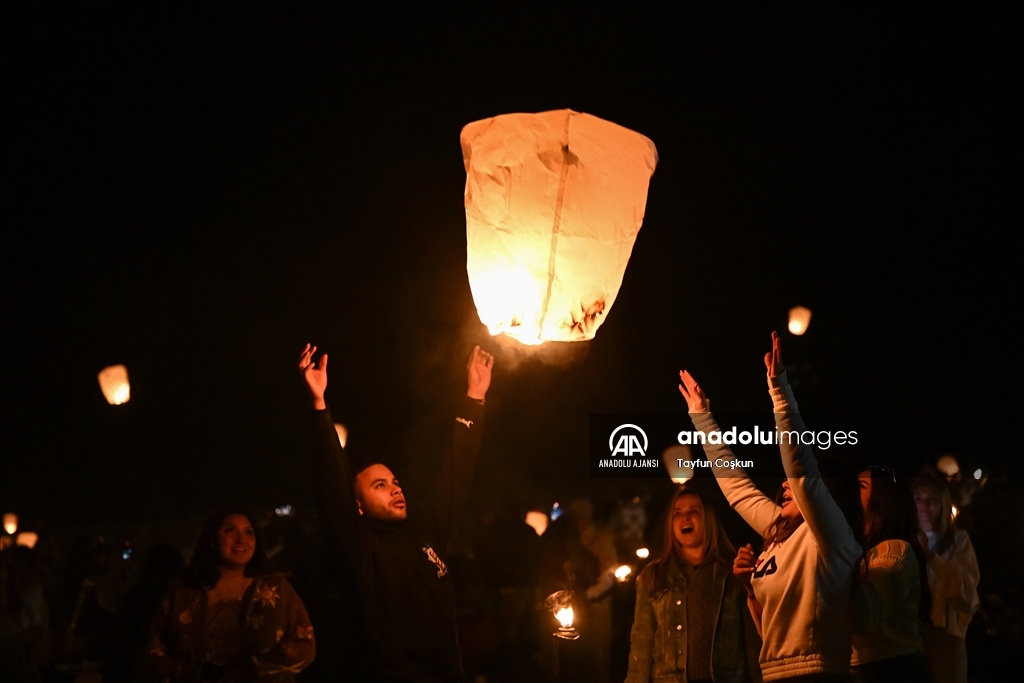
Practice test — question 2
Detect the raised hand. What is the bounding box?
[678,370,710,413]
[299,343,328,410]
[733,543,756,596]
[466,345,494,401]
[764,331,783,378]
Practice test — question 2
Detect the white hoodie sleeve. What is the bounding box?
[690,410,781,537]
[768,371,859,562]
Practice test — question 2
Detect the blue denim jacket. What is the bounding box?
[625,557,762,683]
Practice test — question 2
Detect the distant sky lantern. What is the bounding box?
[788,306,812,336]
[3,513,16,535]
[98,364,131,405]
[16,531,38,549]
[334,423,348,449]
[525,511,549,536]
[936,454,960,477]
[662,445,695,484]
[462,109,658,344]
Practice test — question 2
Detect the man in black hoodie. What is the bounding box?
[299,343,493,682]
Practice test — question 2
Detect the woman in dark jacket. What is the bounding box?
[626,486,762,683]
[144,507,315,682]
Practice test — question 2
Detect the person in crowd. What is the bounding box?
[300,342,493,682]
[626,485,762,683]
[679,332,864,682]
[144,507,315,682]
[849,466,933,682]
[911,476,979,683]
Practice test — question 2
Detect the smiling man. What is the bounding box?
[299,343,493,682]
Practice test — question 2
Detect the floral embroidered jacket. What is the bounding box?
[144,573,315,682]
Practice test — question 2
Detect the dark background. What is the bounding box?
[2,3,1018,526]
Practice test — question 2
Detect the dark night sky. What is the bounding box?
[2,4,1019,526]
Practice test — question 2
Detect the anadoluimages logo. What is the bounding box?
[609,424,648,457]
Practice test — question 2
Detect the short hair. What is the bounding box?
[183,506,274,589]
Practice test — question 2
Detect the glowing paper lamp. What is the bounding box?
[3,513,16,535]
[334,423,348,449]
[16,532,38,549]
[936,454,960,477]
[636,547,650,559]
[98,365,131,405]
[462,109,658,344]
[662,445,694,484]
[788,306,812,336]
[525,511,549,536]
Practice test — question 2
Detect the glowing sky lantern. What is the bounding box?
[16,531,38,549]
[788,306,812,336]
[936,454,960,477]
[662,445,695,484]
[98,364,131,405]
[3,513,16,535]
[462,109,658,344]
[525,511,549,536]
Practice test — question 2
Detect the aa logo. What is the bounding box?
[422,544,447,577]
[609,424,648,457]
[753,555,778,579]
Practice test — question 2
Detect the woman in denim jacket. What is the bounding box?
[626,486,762,683]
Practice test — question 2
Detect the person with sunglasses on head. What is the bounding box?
[849,466,933,682]
[679,332,864,683]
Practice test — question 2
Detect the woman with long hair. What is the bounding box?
[911,476,979,683]
[626,485,762,683]
[679,332,864,682]
[849,467,933,681]
[144,507,315,682]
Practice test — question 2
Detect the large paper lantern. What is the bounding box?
[462,109,658,344]
[98,364,131,405]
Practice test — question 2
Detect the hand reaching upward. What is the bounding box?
[466,345,494,401]
[764,331,783,378]
[678,370,710,413]
[299,343,328,410]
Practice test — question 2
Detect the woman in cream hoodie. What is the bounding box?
[679,332,864,682]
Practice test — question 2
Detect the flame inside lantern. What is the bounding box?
[3,513,17,535]
[98,365,131,405]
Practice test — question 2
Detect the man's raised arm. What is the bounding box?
[300,344,359,558]
[430,345,493,553]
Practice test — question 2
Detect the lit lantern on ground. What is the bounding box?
[788,306,812,336]
[98,364,131,405]
[462,109,658,344]
[3,513,16,535]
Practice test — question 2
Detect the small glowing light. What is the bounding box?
[334,423,348,448]
[545,590,580,640]
[555,607,574,628]
[788,306,812,335]
[636,547,650,559]
[275,505,293,517]
[98,365,131,405]
[3,513,17,535]
[936,455,960,477]
[973,469,982,480]
[951,505,959,520]
[614,565,633,582]
[16,532,38,549]
[525,511,549,536]
[550,502,562,521]
[662,445,694,484]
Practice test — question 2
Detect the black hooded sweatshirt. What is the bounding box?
[310,398,485,682]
